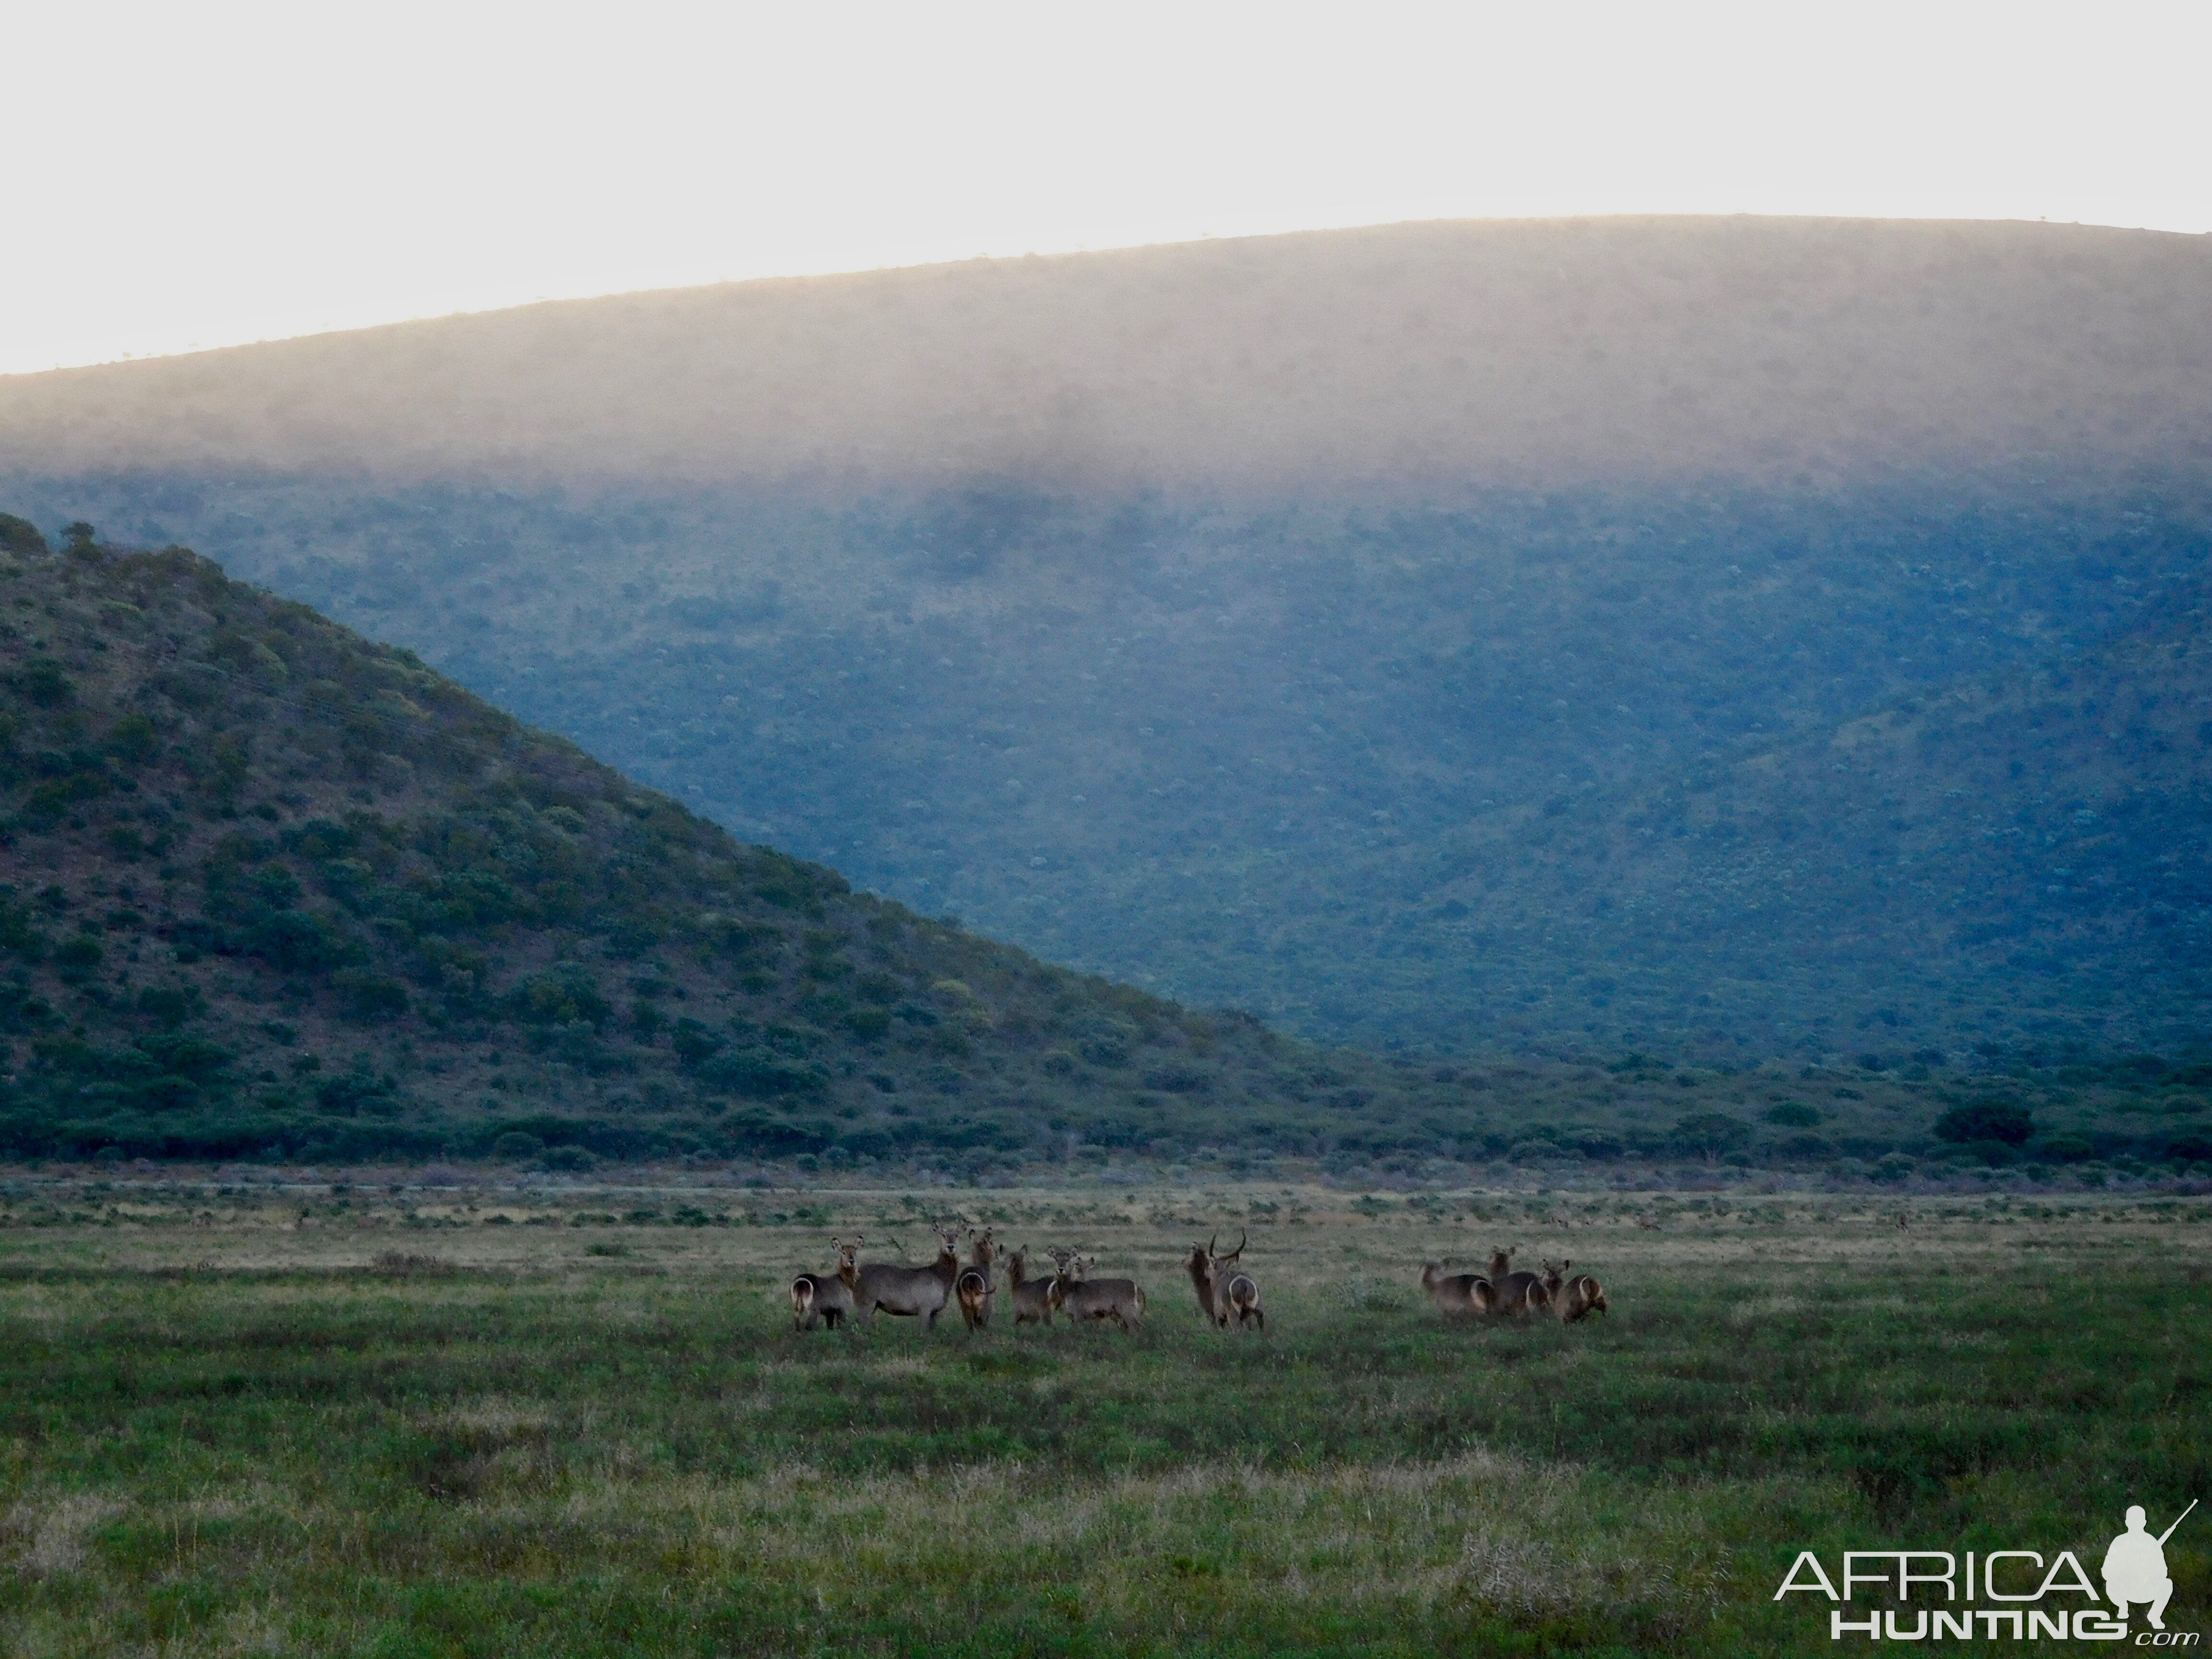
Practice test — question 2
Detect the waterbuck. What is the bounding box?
[1485,1247,1551,1317]
[1184,1242,1221,1326]
[1052,1249,1146,1331]
[955,1226,1000,1332]
[1005,1247,1063,1327]
[791,1236,863,1331]
[854,1227,962,1327]
[1540,1258,1608,1324]
[1419,1259,1494,1319]
[1206,1231,1264,1331]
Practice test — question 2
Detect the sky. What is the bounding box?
[6,0,2209,377]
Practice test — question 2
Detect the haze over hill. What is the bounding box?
[5,216,2212,489]
[4,217,2208,1062]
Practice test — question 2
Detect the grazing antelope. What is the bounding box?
[1052,1249,1146,1331]
[1207,1231,1264,1331]
[1540,1258,1609,1324]
[955,1226,1000,1332]
[791,1237,862,1331]
[1005,1247,1063,1327]
[1485,1247,1552,1317]
[1419,1259,1494,1319]
[854,1227,962,1328]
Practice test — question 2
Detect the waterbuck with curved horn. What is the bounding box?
[1419,1259,1494,1319]
[1486,1247,1552,1318]
[1541,1259,1609,1324]
[1205,1231,1264,1331]
[791,1236,862,1331]
[854,1227,962,1328]
[1005,1247,1063,1327]
[1052,1248,1146,1331]
[955,1226,1000,1332]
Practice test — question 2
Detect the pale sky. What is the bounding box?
[6,0,2208,377]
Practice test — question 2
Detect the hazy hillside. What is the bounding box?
[0,516,1385,1167]
[4,216,2209,1063]
[4,217,2210,488]
[1288,593,2212,1056]
[10,471,2206,1058]
[4,518,2204,1177]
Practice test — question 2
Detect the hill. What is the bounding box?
[0,514,1352,1169]
[12,470,2206,1058]
[1293,591,2212,1056]
[3,216,2209,489]
[3,515,2205,1178]
[4,217,2210,1062]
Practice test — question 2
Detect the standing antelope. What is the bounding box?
[1052,1248,1146,1331]
[1005,1247,1063,1327]
[1485,1247,1551,1317]
[1540,1259,1608,1324]
[1184,1241,1221,1326]
[1419,1259,1494,1319]
[1206,1231,1264,1331]
[791,1237,862,1331]
[955,1226,1000,1332]
[854,1227,962,1328]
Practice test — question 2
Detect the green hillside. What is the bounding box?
[0,515,1368,1168]
[1,514,2207,1180]
[17,469,2207,1059]
[1320,592,2212,1057]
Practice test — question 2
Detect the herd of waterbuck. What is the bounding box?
[789,1228,1606,1333]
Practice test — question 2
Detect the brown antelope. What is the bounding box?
[1052,1249,1146,1331]
[1485,1247,1551,1317]
[1540,1258,1609,1324]
[1005,1247,1063,1327]
[1419,1259,1494,1319]
[1206,1232,1264,1331]
[791,1237,862,1331]
[854,1227,962,1327]
[955,1226,1000,1332]
[1184,1242,1221,1326]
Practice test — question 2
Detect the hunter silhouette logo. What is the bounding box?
[2105,1501,2195,1632]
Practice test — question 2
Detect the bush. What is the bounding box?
[1870,1152,1916,1183]
[2030,1132,2095,1164]
[0,512,48,555]
[1933,1101,2034,1146]
[1672,1112,1750,1159]
[540,1145,598,1172]
[491,1130,544,1161]
[2165,1132,2212,1166]
[1763,1101,1822,1128]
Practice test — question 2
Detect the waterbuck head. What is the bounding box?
[834,1236,862,1288]
[966,1226,998,1273]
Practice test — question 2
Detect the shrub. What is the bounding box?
[491,1130,544,1161]
[1672,1112,1750,1158]
[0,512,48,555]
[1933,1101,2034,1146]
[2165,1132,2212,1166]
[1763,1101,1822,1128]
[541,1145,598,1172]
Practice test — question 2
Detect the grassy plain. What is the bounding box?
[2,1169,2208,1657]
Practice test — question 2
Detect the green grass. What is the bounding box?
[2,1177,2209,1655]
